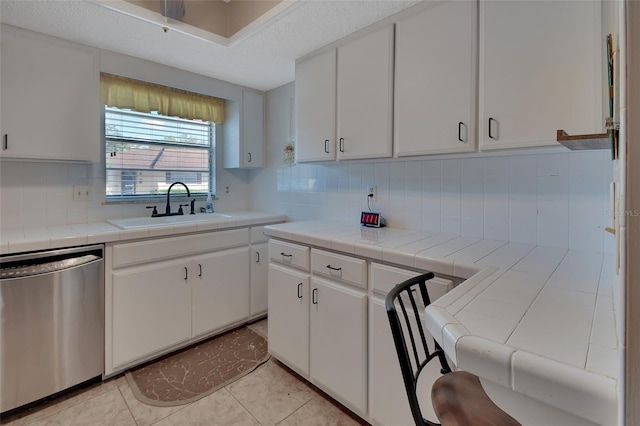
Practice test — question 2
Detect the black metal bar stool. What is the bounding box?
[385,273,521,426]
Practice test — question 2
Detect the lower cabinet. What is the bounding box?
[192,247,250,337]
[310,277,367,415]
[106,226,281,375]
[112,246,250,368]
[112,258,192,368]
[250,243,268,318]
[267,241,456,424]
[368,263,453,426]
[268,263,310,375]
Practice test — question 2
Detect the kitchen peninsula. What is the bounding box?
[264,220,619,426]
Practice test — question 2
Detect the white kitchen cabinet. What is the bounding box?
[310,276,367,415]
[295,24,394,162]
[250,242,268,318]
[268,263,310,376]
[223,90,264,168]
[112,258,192,368]
[368,263,453,426]
[107,228,259,373]
[336,24,394,160]
[394,0,477,156]
[0,25,100,162]
[479,0,603,150]
[295,49,337,162]
[192,247,250,337]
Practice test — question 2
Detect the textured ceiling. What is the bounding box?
[0,0,421,91]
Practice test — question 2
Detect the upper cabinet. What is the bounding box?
[336,25,394,160]
[296,25,394,162]
[394,0,477,156]
[479,0,603,150]
[295,49,337,162]
[223,90,265,169]
[0,25,100,162]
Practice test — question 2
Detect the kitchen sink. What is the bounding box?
[107,213,233,230]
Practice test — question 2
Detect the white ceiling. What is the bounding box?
[0,0,421,92]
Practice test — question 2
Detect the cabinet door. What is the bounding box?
[242,91,265,168]
[192,247,250,337]
[310,277,367,414]
[369,297,440,425]
[337,25,394,160]
[112,259,191,367]
[395,1,477,156]
[295,49,337,162]
[250,243,268,317]
[479,1,602,150]
[268,263,310,376]
[0,27,99,162]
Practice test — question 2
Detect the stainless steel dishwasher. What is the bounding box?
[0,245,104,413]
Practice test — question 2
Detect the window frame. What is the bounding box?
[103,105,216,202]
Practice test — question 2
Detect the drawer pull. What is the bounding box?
[297,282,303,299]
[280,252,293,258]
[312,288,318,305]
[326,264,342,272]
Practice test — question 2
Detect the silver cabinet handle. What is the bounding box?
[339,138,345,153]
[324,139,330,154]
[312,288,318,304]
[297,282,303,299]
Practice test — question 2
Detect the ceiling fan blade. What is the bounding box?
[160,0,185,20]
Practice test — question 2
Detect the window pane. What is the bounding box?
[105,106,215,199]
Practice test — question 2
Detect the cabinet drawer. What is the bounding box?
[370,262,453,302]
[269,240,309,271]
[311,249,367,289]
[112,228,249,268]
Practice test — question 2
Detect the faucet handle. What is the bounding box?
[146,205,158,216]
[178,204,189,214]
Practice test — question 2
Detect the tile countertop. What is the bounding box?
[263,221,620,426]
[0,212,286,255]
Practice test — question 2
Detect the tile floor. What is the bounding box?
[1,320,367,426]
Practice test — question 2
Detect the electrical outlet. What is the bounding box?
[367,184,377,200]
[73,185,92,201]
[225,186,230,195]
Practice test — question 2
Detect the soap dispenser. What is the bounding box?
[206,193,214,213]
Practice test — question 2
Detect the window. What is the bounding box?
[105,106,215,200]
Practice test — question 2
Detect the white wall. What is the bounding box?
[252,82,615,254]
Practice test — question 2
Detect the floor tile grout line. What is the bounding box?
[223,384,264,425]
